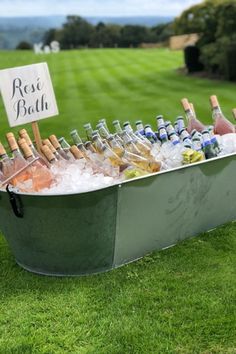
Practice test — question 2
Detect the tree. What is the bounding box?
[175,0,236,78]
[60,16,94,49]
[120,25,150,47]
[16,41,32,50]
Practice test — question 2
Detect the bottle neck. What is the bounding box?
[114,123,123,134]
[185,109,195,122]
[212,106,222,118]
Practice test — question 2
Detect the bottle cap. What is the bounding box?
[135,120,142,125]
[83,123,92,129]
[49,135,60,150]
[96,123,104,129]
[210,95,219,108]
[6,132,18,151]
[181,98,191,111]
[70,129,78,136]
[41,145,55,162]
[156,115,164,120]
[19,129,27,135]
[70,145,84,159]
[112,120,119,125]
[19,140,33,159]
[20,132,33,146]
[144,124,151,129]
[42,139,57,153]
[123,121,130,127]
[0,142,7,156]
[177,116,184,120]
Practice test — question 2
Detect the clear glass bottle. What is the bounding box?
[70,129,83,146]
[181,98,205,133]
[135,120,145,135]
[49,135,71,161]
[202,130,218,159]
[176,116,186,133]
[112,120,123,135]
[123,122,151,156]
[121,131,141,155]
[58,137,75,160]
[158,125,168,144]
[156,115,165,130]
[84,123,94,141]
[144,125,157,144]
[210,95,235,135]
[84,141,96,153]
[97,122,110,139]
[107,135,124,157]
[98,119,110,134]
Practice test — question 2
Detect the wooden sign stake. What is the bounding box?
[232,109,236,120]
[31,121,42,153]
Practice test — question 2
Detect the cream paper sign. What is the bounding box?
[0,62,58,127]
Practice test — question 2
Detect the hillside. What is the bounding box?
[0,16,173,49]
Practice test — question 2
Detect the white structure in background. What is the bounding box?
[34,41,60,54]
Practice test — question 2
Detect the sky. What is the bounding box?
[0,0,202,17]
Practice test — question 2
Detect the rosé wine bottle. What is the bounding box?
[181,98,205,133]
[210,95,235,135]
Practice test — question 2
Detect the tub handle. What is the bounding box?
[6,185,24,218]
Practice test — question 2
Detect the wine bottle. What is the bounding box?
[49,135,71,161]
[19,139,54,192]
[0,141,14,179]
[181,98,205,133]
[210,95,235,135]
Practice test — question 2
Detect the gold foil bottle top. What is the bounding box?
[49,135,60,150]
[70,145,84,160]
[18,138,27,147]
[19,129,33,146]
[42,139,57,154]
[19,129,27,136]
[210,95,219,109]
[19,140,33,159]
[6,132,19,151]
[0,142,7,156]
[41,145,55,163]
[232,109,236,119]
[181,98,191,112]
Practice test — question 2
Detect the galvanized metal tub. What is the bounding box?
[0,153,236,276]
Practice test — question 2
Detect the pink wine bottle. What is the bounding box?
[181,98,205,133]
[210,95,235,135]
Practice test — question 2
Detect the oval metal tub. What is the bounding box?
[0,153,236,276]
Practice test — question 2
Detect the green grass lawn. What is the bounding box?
[0,49,236,353]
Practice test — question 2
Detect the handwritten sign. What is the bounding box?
[0,62,58,127]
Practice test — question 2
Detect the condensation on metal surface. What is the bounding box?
[0,153,236,276]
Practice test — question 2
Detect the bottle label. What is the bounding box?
[192,139,202,151]
[166,124,175,136]
[177,119,185,132]
[157,117,165,128]
[170,134,180,145]
[184,138,193,148]
[159,128,168,141]
[124,125,133,134]
[136,123,144,131]
[180,129,190,141]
